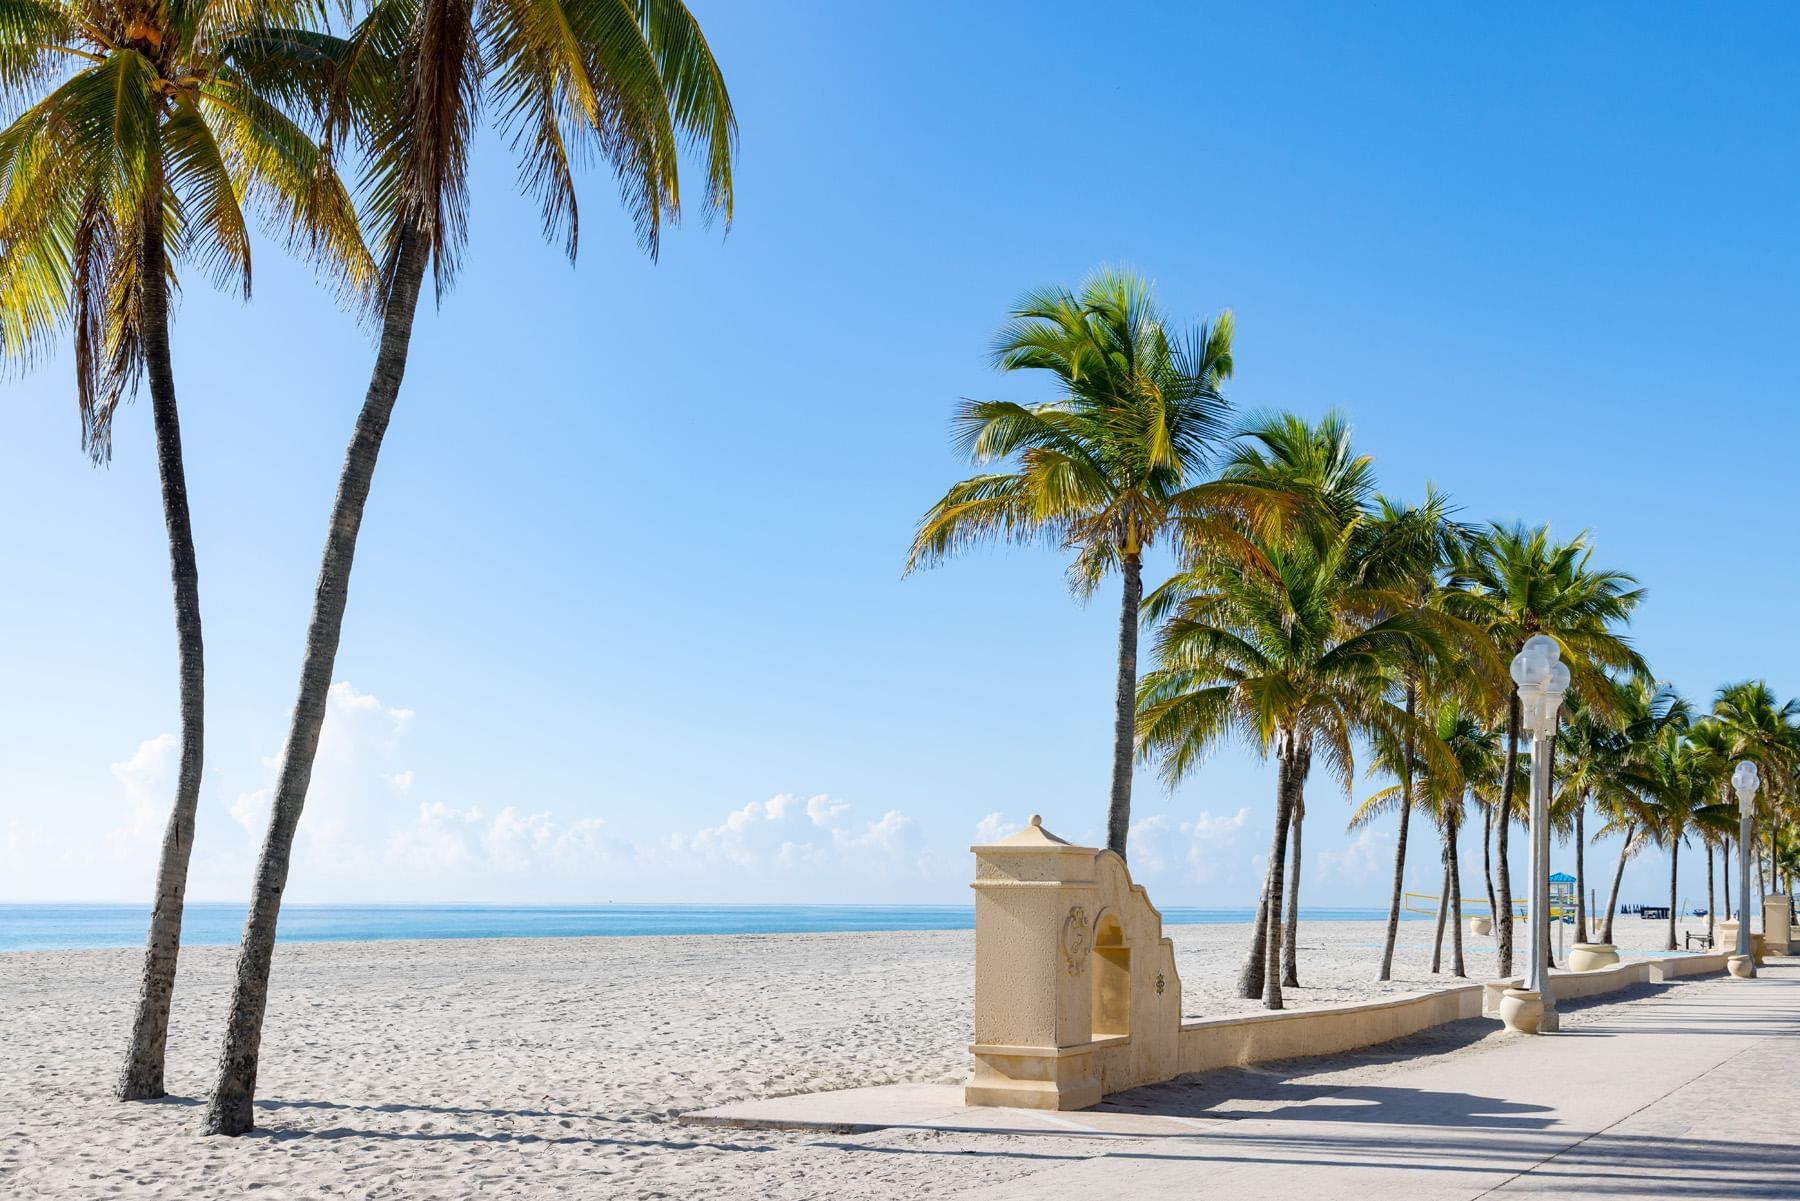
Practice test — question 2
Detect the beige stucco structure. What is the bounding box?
[1763,895,1791,955]
[966,818,1482,1111]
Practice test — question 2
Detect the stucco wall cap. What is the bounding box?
[972,814,1082,851]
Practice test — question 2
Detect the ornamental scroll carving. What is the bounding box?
[1062,906,1090,975]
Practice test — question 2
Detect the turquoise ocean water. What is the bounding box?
[0,903,1417,952]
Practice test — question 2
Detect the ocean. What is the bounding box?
[0,903,1420,953]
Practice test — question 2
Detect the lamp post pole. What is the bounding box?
[1731,761,1759,979]
[1513,635,1570,1032]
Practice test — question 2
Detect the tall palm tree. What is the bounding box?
[1446,523,1645,975]
[1591,677,1685,943]
[202,0,735,1136]
[1137,518,1447,1008]
[1555,688,1638,944]
[0,0,366,1101]
[1213,411,1371,988]
[1710,681,1800,884]
[908,269,1237,858]
[1626,722,1730,951]
[1355,701,1496,978]
[1350,490,1484,981]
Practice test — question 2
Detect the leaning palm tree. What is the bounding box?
[908,269,1236,858]
[1710,681,1800,878]
[1355,701,1495,977]
[203,0,736,1136]
[1591,676,1685,943]
[1554,688,1636,944]
[1350,491,1486,981]
[1137,518,1447,1008]
[0,0,367,1101]
[1626,723,1729,951]
[1446,523,1645,975]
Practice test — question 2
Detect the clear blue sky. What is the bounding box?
[3,1,1795,909]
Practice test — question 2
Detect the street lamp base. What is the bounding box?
[1727,954,1756,979]
[1539,1005,1560,1032]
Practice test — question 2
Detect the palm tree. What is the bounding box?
[1213,412,1374,989]
[1591,677,1685,943]
[0,0,366,1101]
[1446,524,1645,975]
[1627,722,1730,951]
[908,269,1236,858]
[1137,518,1447,1008]
[202,0,736,1136]
[1709,681,1800,886]
[1352,491,1483,981]
[1355,701,1496,977]
[1555,688,1636,944]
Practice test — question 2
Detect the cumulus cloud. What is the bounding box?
[975,812,1021,843]
[1316,825,1389,886]
[1128,807,1252,878]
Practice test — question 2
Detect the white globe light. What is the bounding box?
[1733,760,1760,798]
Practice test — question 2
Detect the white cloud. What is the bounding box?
[806,794,849,826]
[108,733,177,850]
[975,812,1020,843]
[1316,826,1390,886]
[1128,807,1253,879]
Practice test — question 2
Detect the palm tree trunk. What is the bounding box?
[1705,843,1715,946]
[1377,684,1416,980]
[1482,804,1497,933]
[1448,817,1466,977]
[1601,824,1633,944]
[1722,837,1731,931]
[1496,692,1521,975]
[1260,738,1305,1010]
[1665,836,1679,952]
[203,224,430,1137]
[1573,796,1588,944]
[1282,794,1303,989]
[1106,551,1142,859]
[1239,879,1270,998]
[116,171,206,1102]
[1430,863,1449,973]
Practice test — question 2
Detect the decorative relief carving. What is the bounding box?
[1156,972,1166,995]
[1062,906,1090,975]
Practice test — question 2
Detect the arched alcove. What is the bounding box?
[1091,910,1130,1039]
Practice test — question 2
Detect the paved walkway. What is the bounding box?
[690,961,1798,1198]
[973,963,1800,1200]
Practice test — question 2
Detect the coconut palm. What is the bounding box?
[1211,412,1374,988]
[1137,518,1448,1008]
[1355,701,1497,977]
[1591,677,1686,944]
[1352,491,1485,981]
[1554,688,1636,944]
[0,0,367,1101]
[1626,722,1731,951]
[908,269,1237,859]
[1709,681,1800,883]
[1446,524,1645,975]
[202,0,735,1136]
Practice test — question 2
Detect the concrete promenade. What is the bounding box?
[967,962,1799,1199]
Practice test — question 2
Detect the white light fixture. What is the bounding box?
[1733,760,1760,817]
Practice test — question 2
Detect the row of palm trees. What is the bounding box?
[909,268,1800,1009]
[4,0,736,1133]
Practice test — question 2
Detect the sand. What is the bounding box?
[0,915,1718,1199]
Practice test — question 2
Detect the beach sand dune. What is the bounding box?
[0,916,1712,1198]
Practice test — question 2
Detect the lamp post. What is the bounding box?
[1730,760,1759,979]
[1513,634,1570,1032]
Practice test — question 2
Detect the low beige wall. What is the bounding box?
[1480,962,1651,1012]
[1178,985,1484,1075]
[1482,952,1728,1012]
[1651,951,1729,979]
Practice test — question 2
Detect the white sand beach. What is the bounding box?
[0,916,1716,1199]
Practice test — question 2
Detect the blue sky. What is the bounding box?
[2,1,1796,910]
